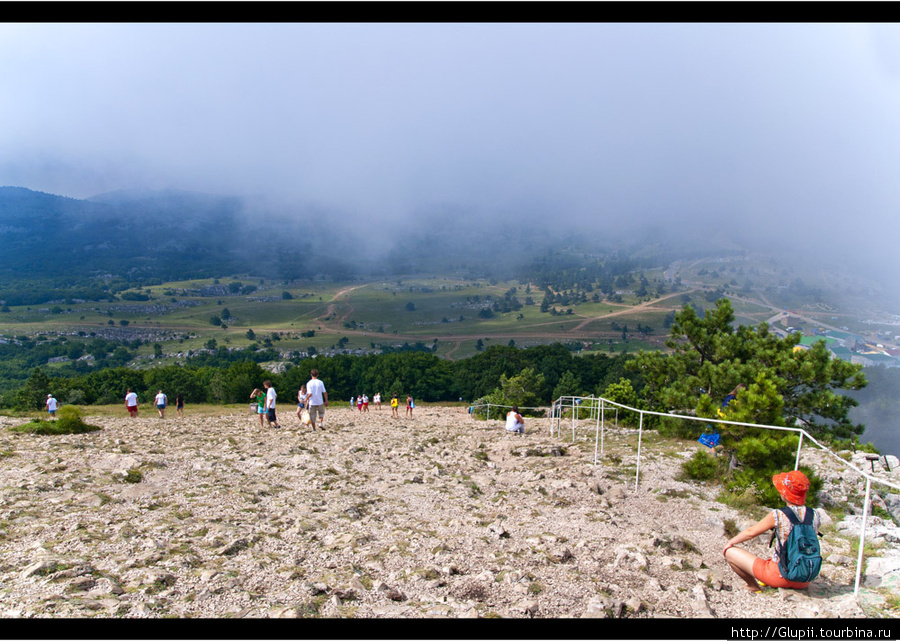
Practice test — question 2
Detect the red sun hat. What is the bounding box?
[773,470,810,505]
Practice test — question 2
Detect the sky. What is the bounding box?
[2,21,900,287]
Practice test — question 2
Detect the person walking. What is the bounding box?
[374,392,381,410]
[305,369,328,430]
[263,380,281,429]
[297,384,309,422]
[45,394,59,419]
[406,394,414,418]
[125,388,139,418]
[723,470,822,592]
[175,393,184,419]
[154,389,168,418]
[390,393,399,419]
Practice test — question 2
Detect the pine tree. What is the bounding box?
[628,298,866,440]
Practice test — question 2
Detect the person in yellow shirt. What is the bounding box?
[390,393,399,418]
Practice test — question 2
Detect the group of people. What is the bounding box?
[123,388,184,418]
[348,392,415,419]
[349,394,374,412]
[247,380,419,429]
[251,369,329,431]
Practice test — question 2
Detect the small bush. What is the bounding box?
[717,487,763,513]
[10,406,100,435]
[656,416,701,440]
[723,518,740,538]
[681,450,721,481]
[872,504,896,525]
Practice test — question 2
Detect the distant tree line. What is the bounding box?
[6,344,637,411]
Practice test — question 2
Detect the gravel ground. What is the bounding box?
[0,405,893,624]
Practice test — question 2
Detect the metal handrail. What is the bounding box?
[549,394,900,597]
[468,402,546,422]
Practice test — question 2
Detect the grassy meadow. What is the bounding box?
[2,251,893,372]
[0,274,686,366]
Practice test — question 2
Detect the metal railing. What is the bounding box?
[467,402,546,423]
[549,394,900,597]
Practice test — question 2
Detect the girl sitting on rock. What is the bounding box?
[723,470,821,592]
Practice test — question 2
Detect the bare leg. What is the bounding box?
[724,547,762,591]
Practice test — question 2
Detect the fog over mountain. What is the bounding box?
[2,22,900,298]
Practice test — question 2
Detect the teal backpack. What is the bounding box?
[773,507,822,583]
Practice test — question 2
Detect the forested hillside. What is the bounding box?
[0,188,329,301]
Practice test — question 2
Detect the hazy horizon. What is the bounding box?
[2,22,900,295]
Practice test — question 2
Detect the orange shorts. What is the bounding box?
[752,558,810,590]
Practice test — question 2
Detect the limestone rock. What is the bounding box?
[1,406,898,619]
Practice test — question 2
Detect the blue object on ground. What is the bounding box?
[699,432,720,448]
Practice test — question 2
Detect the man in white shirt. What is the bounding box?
[263,380,280,429]
[46,394,58,418]
[305,369,328,431]
[125,389,139,418]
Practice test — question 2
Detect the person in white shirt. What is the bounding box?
[125,389,139,418]
[263,380,280,429]
[305,369,328,431]
[297,384,310,424]
[46,394,59,418]
[374,392,381,410]
[505,405,525,434]
[154,390,168,418]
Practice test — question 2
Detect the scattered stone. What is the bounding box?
[20,559,59,579]
[546,547,575,564]
[306,581,329,595]
[1,407,897,620]
[145,571,177,588]
[68,576,97,592]
[513,598,539,617]
[217,539,249,556]
[583,595,624,618]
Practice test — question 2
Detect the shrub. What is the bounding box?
[10,406,100,435]
[681,450,723,481]
[471,368,546,419]
[656,416,701,440]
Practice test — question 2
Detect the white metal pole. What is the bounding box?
[634,411,644,492]
[601,399,606,460]
[593,403,601,466]
[854,477,873,596]
[794,432,804,471]
[571,397,576,443]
